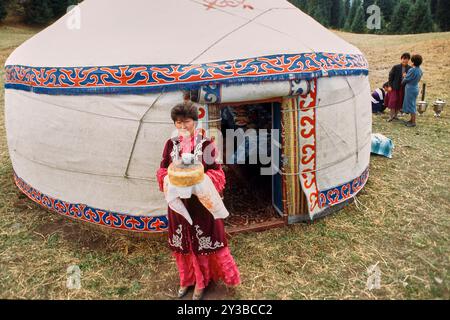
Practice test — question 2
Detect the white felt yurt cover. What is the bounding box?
[4,0,371,233]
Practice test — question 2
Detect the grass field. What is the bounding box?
[0,24,449,300]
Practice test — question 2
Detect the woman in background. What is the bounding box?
[402,54,424,127]
[387,53,411,122]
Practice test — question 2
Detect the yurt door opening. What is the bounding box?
[203,101,287,233]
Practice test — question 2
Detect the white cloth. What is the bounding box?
[163,175,229,225]
[5,0,362,67]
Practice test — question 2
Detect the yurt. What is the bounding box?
[4,0,371,235]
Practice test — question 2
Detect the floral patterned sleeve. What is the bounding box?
[203,140,226,195]
[156,139,172,192]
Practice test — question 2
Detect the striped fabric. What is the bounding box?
[281,97,308,217]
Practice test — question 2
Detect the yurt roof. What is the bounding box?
[4,0,369,95]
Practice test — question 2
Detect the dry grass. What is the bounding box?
[0,25,449,300]
[336,31,450,102]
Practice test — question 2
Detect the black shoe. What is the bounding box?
[177,287,189,299]
[405,122,416,127]
[192,289,204,300]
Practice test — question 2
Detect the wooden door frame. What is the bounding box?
[206,98,309,234]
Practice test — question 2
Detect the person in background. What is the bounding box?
[402,54,424,127]
[387,53,411,122]
[371,82,389,114]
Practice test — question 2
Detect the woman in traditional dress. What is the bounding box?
[402,54,424,127]
[156,101,240,300]
[387,53,411,122]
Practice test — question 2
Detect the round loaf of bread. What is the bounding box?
[168,162,204,187]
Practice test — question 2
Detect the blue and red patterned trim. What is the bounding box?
[4,52,368,95]
[13,171,169,233]
[318,167,370,209]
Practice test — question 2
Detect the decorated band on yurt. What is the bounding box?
[3,0,371,235]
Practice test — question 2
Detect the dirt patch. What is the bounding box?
[32,215,114,252]
[223,165,281,228]
[177,282,237,301]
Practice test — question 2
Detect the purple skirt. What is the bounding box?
[387,87,405,112]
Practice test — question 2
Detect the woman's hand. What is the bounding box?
[156,167,168,192]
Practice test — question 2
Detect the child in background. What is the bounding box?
[387,53,411,121]
[371,82,389,114]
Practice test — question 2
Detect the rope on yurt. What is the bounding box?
[280,82,370,113]
[12,148,157,182]
[13,90,145,122]
[344,77,360,162]
[187,2,317,65]
[122,3,322,182]
[188,0,317,57]
[16,81,369,120]
[14,90,192,124]
[11,88,171,181]
[13,136,370,182]
[278,136,371,176]
[123,89,167,178]
[13,138,373,182]
[188,9,274,64]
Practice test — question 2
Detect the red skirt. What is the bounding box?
[387,87,405,112]
[173,247,241,289]
[167,196,241,289]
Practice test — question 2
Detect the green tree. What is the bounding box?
[429,0,438,19]
[48,0,80,19]
[403,0,434,34]
[0,0,8,23]
[309,0,333,27]
[388,0,410,34]
[289,0,308,12]
[376,0,396,23]
[436,0,450,31]
[351,1,366,33]
[344,0,359,31]
[290,0,441,34]
[343,0,351,17]
[330,0,345,29]
[361,0,372,12]
[305,0,317,14]
[23,0,54,25]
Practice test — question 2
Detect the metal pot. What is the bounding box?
[433,99,446,117]
[417,101,428,115]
